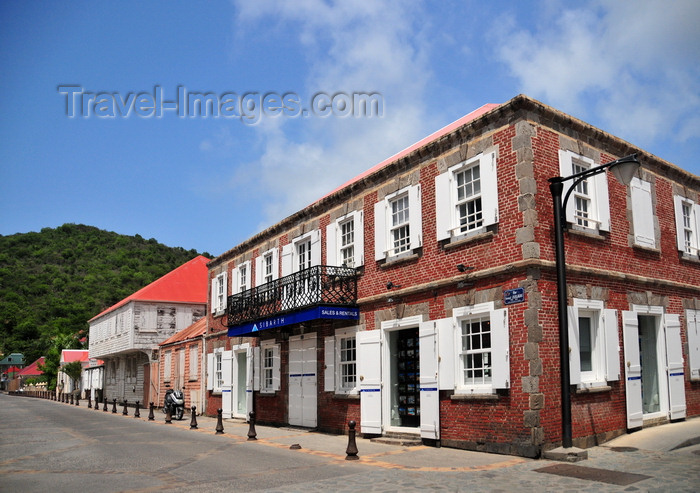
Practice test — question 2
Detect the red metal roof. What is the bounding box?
[17,357,45,376]
[89,255,210,322]
[159,317,207,346]
[314,103,500,205]
[60,350,89,364]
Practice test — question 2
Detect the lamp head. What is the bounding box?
[609,154,640,186]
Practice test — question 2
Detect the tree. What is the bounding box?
[62,361,82,392]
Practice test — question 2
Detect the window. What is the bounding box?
[374,184,422,260]
[326,210,364,268]
[568,299,620,387]
[214,349,223,391]
[259,340,280,393]
[232,261,251,295]
[558,150,611,232]
[255,247,279,287]
[686,309,700,380]
[447,302,509,394]
[459,316,492,387]
[281,230,321,276]
[435,152,498,241]
[297,238,311,270]
[630,178,656,248]
[324,326,359,393]
[163,350,172,383]
[211,272,228,314]
[189,344,198,381]
[673,195,700,256]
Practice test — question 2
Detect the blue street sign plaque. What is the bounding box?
[504,287,525,305]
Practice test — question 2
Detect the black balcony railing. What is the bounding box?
[227,265,358,327]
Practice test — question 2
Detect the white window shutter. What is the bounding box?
[271,248,279,280]
[603,309,620,381]
[568,306,581,385]
[324,336,335,391]
[480,152,499,227]
[630,178,656,248]
[253,346,260,391]
[490,308,510,389]
[558,150,576,224]
[354,210,365,267]
[687,310,700,380]
[357,330,382,434]
[272,344,281,391]
[664,314,686,420]
[310,229,322,266]
[374,200,387,261]
[231,267,239,295]
[695,204,700,251]
[326,223,337,267]
[594,171,611,232]
[281,244,294,277]
[221,272,228,309]
[221,350,233,419]
[419,321,440,440]
[436,317,455,390]
[408,184,422,250]
[255,256,263,287]
[673,195,686,252]
[622,311,643,428]
[435,171,452,241]
[210,278,217,314]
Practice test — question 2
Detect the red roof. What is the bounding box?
[160,317,207,346]
[314,103,500,205]
[89,256,210,322]
[17,357,45,376]
[60,350,89,364]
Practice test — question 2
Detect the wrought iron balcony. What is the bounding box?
[227,265,358,327]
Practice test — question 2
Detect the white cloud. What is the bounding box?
[494,0,700,146]
[231,0,437,231]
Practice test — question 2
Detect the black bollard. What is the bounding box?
[122,399,128,416]
[189,406,198,429]
[345,420,359,461]
[95,397,100,411]
[75,394,80,406]
[165,405,172,424]
[87,396,92,409]
[112,398,117,413]
[134,401,140,418]
[215,408,224,434]
[70,393,74,405]
[247,411,257,441]
[148,402,155,421]
[103,397,108,411]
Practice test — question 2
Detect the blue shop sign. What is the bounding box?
[228,305,359,337]
[504,287,525,305]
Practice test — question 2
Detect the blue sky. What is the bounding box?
[1,0,698,257]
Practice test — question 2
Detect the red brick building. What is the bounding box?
[205,94,700,457]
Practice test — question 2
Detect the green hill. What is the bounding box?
[0,224,209,365]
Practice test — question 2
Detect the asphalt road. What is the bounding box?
[0,394,370,492]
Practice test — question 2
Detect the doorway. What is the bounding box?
[385,327,420,430]
[288,334,317,428]
[234,350,247,418]
[638,315,663,415]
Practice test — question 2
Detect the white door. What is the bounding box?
[664,314,686,420]
[288,335,317,427]
[622,311,643,429]
[221,350,233,419]
[419,321,439,440]
[357,330,382,434]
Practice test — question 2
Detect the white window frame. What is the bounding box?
[324,326,359,394]
[673,195,700,257]
[259,339,281,393]
[255,247,279,291]
[281,230,322,277]
[326,210,364,268]
[435,152,499,241]
[211,272,228,314]
[568,299,620,388]
[451,302,509,395]
[630,177,656,248]
[213,348,223,393]
[558,150,611,232]
[374,184,422,261]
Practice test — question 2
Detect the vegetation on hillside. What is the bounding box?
[0,224,208,379]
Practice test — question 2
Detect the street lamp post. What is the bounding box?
[548,153,640,449]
